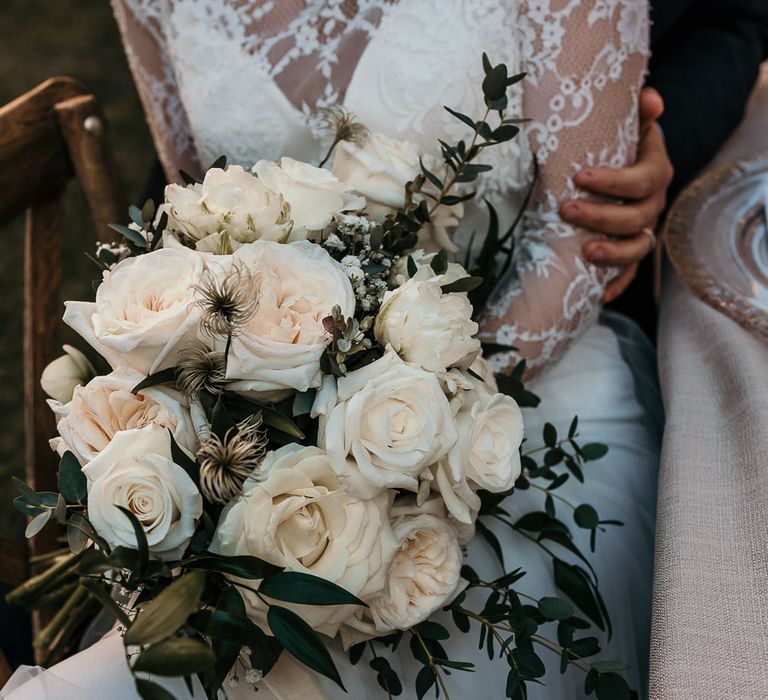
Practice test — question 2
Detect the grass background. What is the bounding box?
[0,0,155,537]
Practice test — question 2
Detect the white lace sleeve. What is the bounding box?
[479,1,650,378]
[110,0,201,181]
[110,0,650,378]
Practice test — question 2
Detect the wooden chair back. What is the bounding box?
[0,78,125,651]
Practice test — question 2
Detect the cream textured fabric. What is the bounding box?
[651,63,768,699]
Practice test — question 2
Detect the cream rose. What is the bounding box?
[253,158,365,241]
[375,266,480,373]
[321,349,457,497]
[449,392,523,493]
[50,371,197,465]
[225,240,355,401]
[370,513,464,631]
[63,247,205,376]
[40,345,96,404]
[332,132,463,251]
[212,445,397,635]
[83,426,202,560]
[163,165,292,252]
[332,132,419,220]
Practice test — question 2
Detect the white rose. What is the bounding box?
[332,132,419,220]
[226,240,355,401]
[163,165,292,252]
[212,445,398,635]
[83,426,202,560]
[321,349,457,497]
[253,158,365,241]
[332,133,463,251]
[40,345,96,404]
[63,247,205,376]
[449,392,523,493]
[370,514,464,631]
[50,371,197,465]
[375,266,480,373]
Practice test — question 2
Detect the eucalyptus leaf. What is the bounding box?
[141,199,156,224]
[443,105,476,130]
[595,671,632,700]
[553,559,605,633]
[129,205,144,227]
[66,512,90,554]
[415,665,436,700]
[574,504,600,530]
[59,451,87,504]
[580,443,609,461]
[538,596,574,621]
[24,510,51,538]
[108,223,147,248]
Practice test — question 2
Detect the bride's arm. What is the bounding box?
[478,1,650,377]
[111,0,200,181]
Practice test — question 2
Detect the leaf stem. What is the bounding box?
[427,106,492,219]
[368,642,393,700]
[528,482,577,511]
[412,630,451,700]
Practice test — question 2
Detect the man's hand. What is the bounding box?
[559,88,674,302]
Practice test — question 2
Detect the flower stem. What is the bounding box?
[427,106,492,220]
[412,630,451,699]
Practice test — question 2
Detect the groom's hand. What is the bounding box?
[559,88,674,302]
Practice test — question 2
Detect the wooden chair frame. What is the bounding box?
[0,77,125,659]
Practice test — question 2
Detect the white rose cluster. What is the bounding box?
[48,130,525,650]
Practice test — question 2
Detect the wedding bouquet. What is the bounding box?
[8,56,634,700]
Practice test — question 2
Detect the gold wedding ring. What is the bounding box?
[641,226,657,252]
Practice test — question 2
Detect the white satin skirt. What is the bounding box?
[1,312,662,700]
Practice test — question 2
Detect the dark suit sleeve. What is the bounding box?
[648,0,768,197]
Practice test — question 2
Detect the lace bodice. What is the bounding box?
[111,0,650,374]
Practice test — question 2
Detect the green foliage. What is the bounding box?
[125,570,206,646]
[133,637,216,677]
[267,606,345,689]
[58,451,87,504]
[259,571,366,607]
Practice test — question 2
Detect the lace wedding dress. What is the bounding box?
[1,1,661,698]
